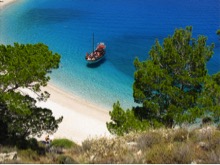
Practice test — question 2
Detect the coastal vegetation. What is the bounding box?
[0,27,219,163]
[1,126,220,163]
[0,43,63,146]
[217,29,220,36]
[107,26,220,135]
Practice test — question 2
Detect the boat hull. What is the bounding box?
[86,54,105,64]
[85,42,106,64]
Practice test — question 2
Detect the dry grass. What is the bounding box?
[1,125,220,164]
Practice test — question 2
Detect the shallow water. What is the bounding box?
[0,0,220,109]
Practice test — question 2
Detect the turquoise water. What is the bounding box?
[0,0,220,109]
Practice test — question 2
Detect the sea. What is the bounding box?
[0,0,220,110]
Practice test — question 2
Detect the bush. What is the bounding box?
[202,117,213,126]
[202,149,220,163]
[81,137,130,164]
[146,142,193,164]
[57,155,78,164]
[27,138,39,150]
[136,132,162,150]
[0,146,17,153]
[51,139,76,149]
[197,147,220,164]
[18,149,39,162]
[173,128,189,142]
[146,143,174,164]
[207,131,220,150]
[81,139,93,152]
[171,143,193,163]
[217,124,220,131]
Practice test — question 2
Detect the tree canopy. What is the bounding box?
[0,43,62,144]
[107,27,220,135]
[107,101,150,136]
[217,29,220,40]
[217,29,220,36]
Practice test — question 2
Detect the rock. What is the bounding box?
[191,159,202,164]
[136,150,142,156]
[191,160,197,164]
[199,126,214,135]
[49,146,63,154]
[90,155,95,162]
[0,151,17,163]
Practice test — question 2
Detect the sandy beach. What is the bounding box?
[1,0,112,144]
[0,0,16,8]
[38,83,112,144]
[21,83,112,144]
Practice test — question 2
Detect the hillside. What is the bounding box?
[1,125,220,164]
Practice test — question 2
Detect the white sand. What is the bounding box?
[1,0,113,144]
[0,0,16,8]
[21,83,112,144]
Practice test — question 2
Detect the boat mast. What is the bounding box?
[92,33,94,53]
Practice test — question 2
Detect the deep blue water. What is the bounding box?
[0,0,220,109]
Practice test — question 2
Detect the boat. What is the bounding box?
[85,34,106,63]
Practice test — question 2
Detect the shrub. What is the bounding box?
[51,139,76,149]
[217,124,220,131]
[136,132,162,150]
[204,150,220,163]
[57,155,78,164]
[27,138,38,149]
[197,148,220,164]
[146,142,193,164]
[173,128,189,142]
[191,126,215,142]
[81,137,130,164]
[146,143,175,164]
[202,117,213,125]
[0,146,17,153]
[18,149,39,162]
[207,131,220,150]
[171,142,193,163]
[81,139,93,152]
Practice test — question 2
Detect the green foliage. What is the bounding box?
[19,148,40,162]
[0,43,63,144]
[132,26,219,128]
[108,26,220,135]
[77,128,220,163]
[217,29,220,37]
[51,139,76,149]
[0,43,60,101]
[2,128,220,163]
[106,101,149,136]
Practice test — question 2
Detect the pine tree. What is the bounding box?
[0,43,62,144]
[133,26,219,127]
[107,27,220,135]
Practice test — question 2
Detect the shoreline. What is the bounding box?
[0,0,17,8]
[1,0,112,144]
[23,82,112,144]
[49,81,112,111]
